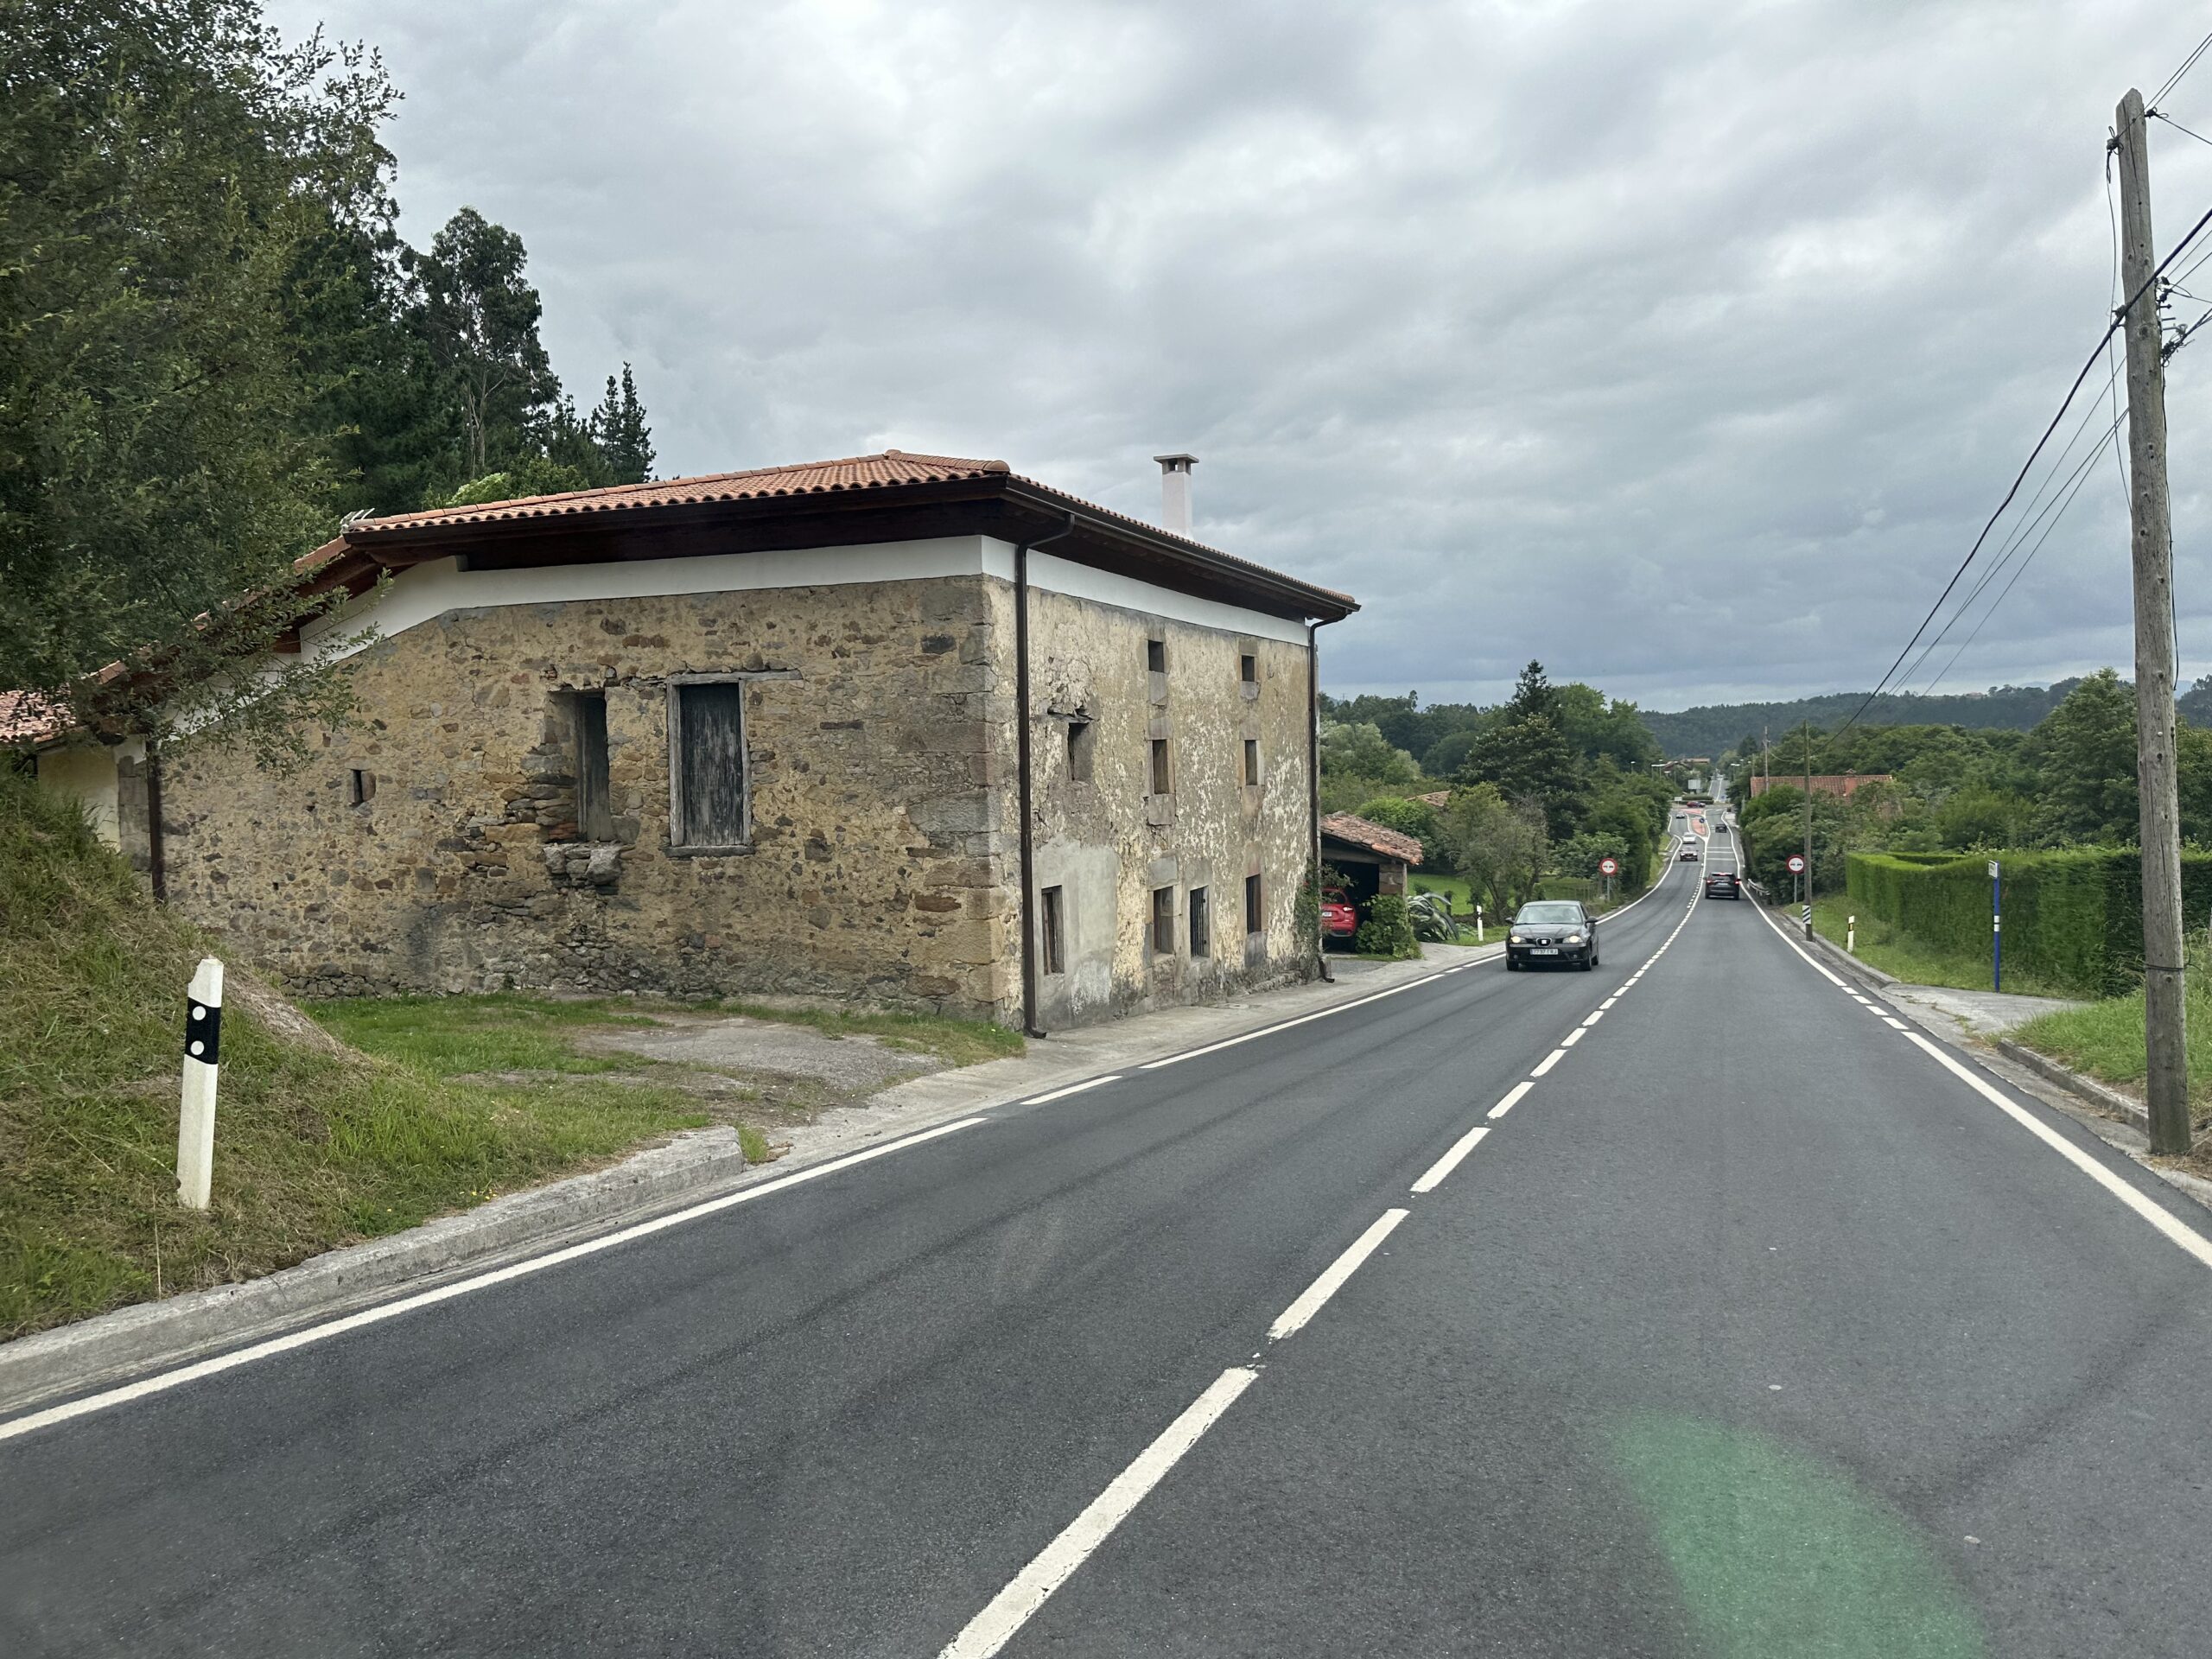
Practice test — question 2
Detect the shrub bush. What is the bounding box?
[1846,847,2212,995]
[1355,893,1420,958]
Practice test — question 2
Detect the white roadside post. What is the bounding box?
[1474,905,1484,944]
[178,957,224,1210]
[1847,914,1857,955]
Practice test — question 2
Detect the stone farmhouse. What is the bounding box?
[17,452,1357,1032]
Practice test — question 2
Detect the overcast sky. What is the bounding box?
[270,0,2212,711]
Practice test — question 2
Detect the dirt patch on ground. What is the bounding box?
[571,1012,946,1133]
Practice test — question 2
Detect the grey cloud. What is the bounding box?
[270,0,2212,708]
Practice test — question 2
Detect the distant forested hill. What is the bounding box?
[1639,684,2082,759]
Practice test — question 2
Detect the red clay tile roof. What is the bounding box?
[300,448,1357,619]
[338,450,1012,539]
[0,690,63,747]
[1321,811,1424,865]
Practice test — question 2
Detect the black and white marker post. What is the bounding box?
[179,957,223,1210]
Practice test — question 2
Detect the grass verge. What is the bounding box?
[0,773,713,1340]
[1805,895,2069,997]
[2010,950,2212,1133]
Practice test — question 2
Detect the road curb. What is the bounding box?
[1799,924,1900,988]
[0,1127,752,1418]
[0,944,1494,1419]
[1995,1039,2151,1135]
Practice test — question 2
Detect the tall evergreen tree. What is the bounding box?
[591,363,655,485]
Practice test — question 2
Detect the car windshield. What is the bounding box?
[1515,902,1582,925]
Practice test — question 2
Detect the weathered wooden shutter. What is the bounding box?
[677,683,747,845]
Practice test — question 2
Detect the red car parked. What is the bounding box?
[1321,887,1358,944]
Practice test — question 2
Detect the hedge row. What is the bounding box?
[1846,849,2212,995]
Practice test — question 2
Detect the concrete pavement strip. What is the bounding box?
[0,939,1497,1419]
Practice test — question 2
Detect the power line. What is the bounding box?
[1918,402,2129,694]
[2152,29,2212,109]
[1834,199,2212,740]
[2152,109,2212,149]
[1915,303,2212,696]
[1896,352,2127,690]
[1923,409,2129,693]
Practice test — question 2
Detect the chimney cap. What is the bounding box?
[1153,453,1198,471]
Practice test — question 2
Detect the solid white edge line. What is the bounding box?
[1488,1080,1535,1120]
[1137,974,1447,1070]
[1902,1033,2212,1271]
[1747,900,1847,986]
[1268,1208,1410,1341]
[1412,1124,1492,1193]
[1022,1075,1122,1105]
[0,1115,990,1446]
[1530,1049,1566,1077]
[1560,1028,1586,1048]
[936,1366,1260,1659]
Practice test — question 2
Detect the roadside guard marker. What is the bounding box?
[179,957,224,1210]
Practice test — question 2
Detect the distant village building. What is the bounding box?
[15,451,1356,1032]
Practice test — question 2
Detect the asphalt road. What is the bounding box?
[10,820,2212,1656]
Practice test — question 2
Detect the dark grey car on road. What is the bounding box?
[1504,899,1598,970]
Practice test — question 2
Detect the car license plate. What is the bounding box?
[1531,947,1560,956]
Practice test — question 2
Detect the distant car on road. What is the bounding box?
[1505,899,1598,971]
[1703,872,1740,899]
[1678,845,1702,861]
[1321,887,1357,944]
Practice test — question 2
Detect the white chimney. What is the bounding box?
[1154,454,1197,534]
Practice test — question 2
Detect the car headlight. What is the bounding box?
[1565,932,1584,944]
[1509,933,1525,944]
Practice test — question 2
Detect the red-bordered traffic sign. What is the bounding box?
[1599,857,1618,876]
[1786,855,1806,874]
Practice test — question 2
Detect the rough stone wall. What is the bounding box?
[157,577,1020,1020]
[1024,587,1313,1027]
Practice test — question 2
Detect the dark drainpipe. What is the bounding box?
[1309,618,1333,983]
[146,744,168,903]
[1014,513,1077,1037]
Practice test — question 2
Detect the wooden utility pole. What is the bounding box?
[2114,88,2190,1154]
[1802,720,1815,938]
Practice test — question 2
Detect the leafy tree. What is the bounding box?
[1353,795,1443,865]
[410,207,559,478]
[2024,669,2138,843]
[1440,783,1548,916]
[1319,720,1421,805]
[0,0,391,758]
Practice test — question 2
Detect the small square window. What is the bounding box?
[1150,737,1172,796]
[347,769,375,807]
[1041,885,1066,976]
[1067,719,1094,784]
[1239,653,1257,686]
[1147,638,1166,675]
[1245,873,1264,936]
[1243,738,1260,786]
[1189,886,1211,957]
[1152,886,1176,956]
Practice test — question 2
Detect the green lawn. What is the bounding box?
[1805,894,2068,997]
[0,770,1020,1340]
[2010,956,2212,1132]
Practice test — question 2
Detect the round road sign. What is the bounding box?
[1599,857,1618,876]
[1786,855,1806,874]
